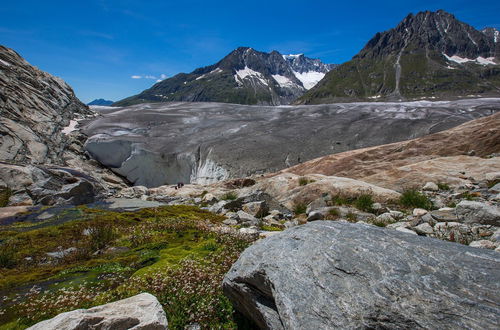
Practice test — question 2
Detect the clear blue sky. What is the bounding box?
[1,0,498,103]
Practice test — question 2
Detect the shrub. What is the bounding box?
[0,187,11,207]
[326,208,340,220]
[293,203,307,215]
[437,182,450,191]
[330,194,353,206]
[221,191,238,201]
[346,212,357,222]
[399,189,433,210]
[298,177,309,186]
[354,194,374,213]
[87,223,116,251]
[370,219,387,227]
[0,243,16,268]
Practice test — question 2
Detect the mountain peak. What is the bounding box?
[299,10,500,104]
[114,47,336,106]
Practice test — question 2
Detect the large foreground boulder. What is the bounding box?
[27,293,167,330]
[223,221,500,329]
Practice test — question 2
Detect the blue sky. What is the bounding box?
[1,0,498,103]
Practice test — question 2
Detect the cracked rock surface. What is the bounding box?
[223,221,500,329]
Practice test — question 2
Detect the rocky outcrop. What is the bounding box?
[0,45,127,205]
[27,293,168,330]
[0,162,105,206]
[285,111,500,191]
[223,221,500,329]
[0,45,91,164]
[83,98,500,187]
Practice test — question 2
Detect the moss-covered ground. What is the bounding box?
[0,204,254,329]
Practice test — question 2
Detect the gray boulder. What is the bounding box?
[223,221,499,329]
[456,200,500,226]
[27,293,168,330]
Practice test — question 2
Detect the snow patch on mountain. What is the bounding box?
[234,66,268,86]
[443,53,497,66]
[293,71,327,90]
[272,74,297,88]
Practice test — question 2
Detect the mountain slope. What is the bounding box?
[88,98,113,106]
[298,10,500,104]
[114,48,335,106]
[0,45,92,164]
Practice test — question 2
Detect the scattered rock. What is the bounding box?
[413,208,428,216]
[223,222,500,329]
[456,200,500,226]
[236,211,260,227]
[431,208,458,222]
[242,201,268,218]
[27,293,168,330]
[469,240,498,250]
[306,211,324,222]
[423,182,439,191]
[414,222,434,235]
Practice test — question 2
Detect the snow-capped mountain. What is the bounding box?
[299,10,500,104]
[114,47,336,106]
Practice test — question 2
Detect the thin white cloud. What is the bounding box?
[131,74,168,81]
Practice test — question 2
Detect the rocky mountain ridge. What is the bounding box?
[113,47,336,106]
[299,10,500,103]
[87,99,113,106]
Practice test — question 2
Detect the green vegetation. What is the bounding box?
[399,189,433,210]
[437,182,450,191]
[0,187,11,207]
[460,191,478,201]
[221,191,238,201]
[346,212,357,223]
[0,205,254,329]
[353,194,374,213]
[325,208,340,220]
[260,225,283,232]
[293,203,307,215]
[298,177,310,186]
[330,194,353,206]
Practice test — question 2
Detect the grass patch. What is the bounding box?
[399,189,433,210]
[325,208,340,220]
[437,182,450,191]
[346,212,357,223]
[0,205,251,329]
[0,187,11,207]
[221,191,238,201]
[330,194,354,206]
[353,194,374,213]
[260,225,283,231]
[298,177,310,186]
[293,203,307,215]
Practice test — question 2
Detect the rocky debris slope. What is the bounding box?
[298,10,500,104]
[83,98,500,187]
[0,45,127,206]
[27,293,168,330]
[285,111,500,190]
[223,221,500,329]
[114,47,335,106]
[0,45,91,164]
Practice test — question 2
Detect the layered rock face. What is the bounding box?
[223,221,500,329]
[114,47,336,106]
[284,111,500,190]
[27,293,168,330]
[0,45,91,164]
[299,10,500,103]
[83,98,500,187]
